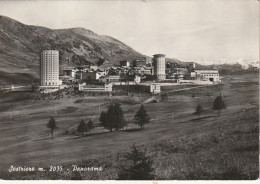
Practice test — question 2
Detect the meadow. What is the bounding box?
[0,73,258,180]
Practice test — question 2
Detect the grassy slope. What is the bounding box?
[0,73,258,180]
[0,71,39,86]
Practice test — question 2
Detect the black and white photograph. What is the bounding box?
[0,0,259,181]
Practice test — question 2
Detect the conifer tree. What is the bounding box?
[46,116,58,139]
[134,104,150,129]
[77,120,87,135]
[99,102,126,131]
[195,104,203,117]
[87,119,94,134]
[212,96,226,115]
[117,144,155,180]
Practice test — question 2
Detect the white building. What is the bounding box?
[134,75,141,84]
[194,70,220,82]
[153,54,166,80]
[78,83,113,92]
[99,75,121,83]
[150,84,161,94]
[40,50,62,86]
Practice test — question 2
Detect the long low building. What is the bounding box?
[78,83,113,92]
[193,70,220,82]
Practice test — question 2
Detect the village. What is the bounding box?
[3,50,221,98]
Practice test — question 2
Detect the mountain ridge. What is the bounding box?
[0,15,257,85]
[0,15,144,74]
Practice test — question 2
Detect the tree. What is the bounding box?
[99,102,126,131]
[46,116,58,139]
[87,119,94,134]
[212,96,226,115]
[99,111,111,131]
[117,144,155,180]
[71,171,82,180]
[134,104,150,129]
[77,120,87,135]
[195,104,203,118]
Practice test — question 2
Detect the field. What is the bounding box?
[0,73,258,180]
[0,71,39,86]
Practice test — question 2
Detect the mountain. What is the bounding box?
[194,59,259,69]
[0,16,257,85]
[215,59,259,69]
[0,15,144,75]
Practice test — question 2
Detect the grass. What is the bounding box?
[150,109,259,180]
[0,73,258,180]
[2,108,258,180]
[0,71,39,86]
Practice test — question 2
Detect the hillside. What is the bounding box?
[0,15,144,75]
[0,73,258,179]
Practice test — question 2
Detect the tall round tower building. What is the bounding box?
[153,54,166,80]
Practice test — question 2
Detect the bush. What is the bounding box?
[117,144,155,180]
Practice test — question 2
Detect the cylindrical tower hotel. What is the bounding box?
[40,50,60,86]
[153,54,166,80]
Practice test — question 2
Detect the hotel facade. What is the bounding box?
[40,50,62,86]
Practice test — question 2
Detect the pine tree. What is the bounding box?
[87,119,94,134]
[212,96,226,115]
[77,120,87,135]
[134,104,150,129]
[195,104,203,117]
[117,144,155,180]
[46,116,58,139]
[110,102,126,131]
[99,111,111,131]
[99,102,126,131]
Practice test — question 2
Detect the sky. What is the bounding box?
[0,0,259,64]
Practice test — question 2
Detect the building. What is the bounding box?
[99,75,121,83]
[134,75,141,84]
[194,70,220,82]
[90,65,98,70]
[135,66,154,76]
[78,83,113,92]
[133,59,146,67]
[82,72,98,82]
[150,84,161,94]
[82,71,105,82]
[188,63,196,71]
[120,60,130,67]
[40,50,62,86]
[153,54,166,80]
[62,68,77,78]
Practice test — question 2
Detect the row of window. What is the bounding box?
[45,82,58,85]
[201,74,219,76]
